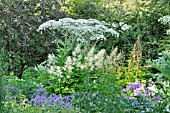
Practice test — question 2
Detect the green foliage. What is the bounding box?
[0,76,3,111]
[159,36,170,51]
[147,51,170,110]
[23,41,123,95]
[3,73,38,100]
[2,89,79,113]
[148,51,170,81]
[0,48,8,76]
[116,37,148,86]
[128,1,170,59]
[1,0,170,112]
[67,0,118,22]
[99,11,167,60]
[74,91,128,112]
[0,0,67,78]
[97,1,170,61]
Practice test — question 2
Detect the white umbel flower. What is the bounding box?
[37,20,58,31]
[121,24,131,31]
[37,18,120,42]
[112,22,131,31]
[105,28,119,37]
[158,15,170,25]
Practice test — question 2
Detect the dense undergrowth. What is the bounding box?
[0,0,170,112]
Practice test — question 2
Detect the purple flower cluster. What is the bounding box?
[122,78,162,102]
[4,85,20,95]
[122,79,148,96]
[31,88,74,108]
[34,87,48,96]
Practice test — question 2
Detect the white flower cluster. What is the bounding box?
[158,16,170,35]
[47,54,63,77]
[46,44,123,76]
[93,49,106,69]
[158,15,170,25]
[37,20,58,31]
[37,18,119,43]
[104,47,123,71]
[64,44,123,72]
[112,22,131,31]
[63,56,74,72]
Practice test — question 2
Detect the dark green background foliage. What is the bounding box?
[67,0,118,22]
[97,0,170,61]
[0,0,66,78]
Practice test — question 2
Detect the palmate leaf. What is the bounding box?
[149,51,170,81]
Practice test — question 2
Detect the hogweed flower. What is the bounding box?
[112,22,131,31]
[158,15,170,25]
[37,18,120,43]
[105,28,119,37]
[119,22,131,31]
[37,20,58,31]
[90,34,107,41]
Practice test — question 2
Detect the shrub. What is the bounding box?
[66,0,118,22]
[2,74,37,100]
[97,1,170,60]
[0,0,67,78]
[158,15,170,51]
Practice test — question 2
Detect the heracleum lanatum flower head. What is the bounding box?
[158,15,170,25]
[37,18,120,43]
